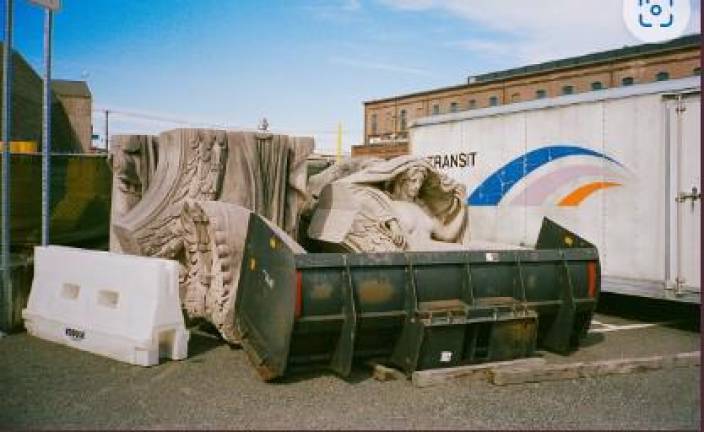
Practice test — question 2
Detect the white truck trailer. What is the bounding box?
[410,76,700,303]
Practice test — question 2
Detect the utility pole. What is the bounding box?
[2,0,13,328]
[104,109,109,150]
[336,122,342,163]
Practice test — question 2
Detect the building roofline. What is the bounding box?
[0,42,37,78]
[363,82,471,105]
[51,79,92,98]
[471,33,701,83]
[52,79,90,86]
[0,44,92,99]
[411,76,700,128]
[363,33,701,106]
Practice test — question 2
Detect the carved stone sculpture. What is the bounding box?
[305,156,383,210]
[109,128,313,342]
[179,200,252,341]
[108,135,159,252]
[298,156,382,248]
[306,155,469,252]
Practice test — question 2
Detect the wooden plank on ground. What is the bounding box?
[491,351,700,386]
[411,357,546,388]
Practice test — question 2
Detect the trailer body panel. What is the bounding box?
[410,77,700,302]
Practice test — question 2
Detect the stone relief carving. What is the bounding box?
[108,135,159,252]
[109,128,313,343]
[305,156,383,209]
[306,155,469,252]
[180,200,251,342]
[298,156,382,249]
[135,130,228,259]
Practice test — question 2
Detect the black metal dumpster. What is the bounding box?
[234,213,600,381]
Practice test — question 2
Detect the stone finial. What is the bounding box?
[258,118,269,132]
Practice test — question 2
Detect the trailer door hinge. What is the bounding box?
[674,276,686,295]
[675,98,687,113]
[675,186,700,206]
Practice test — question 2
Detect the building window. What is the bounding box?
[562,85,574,95]
[489,96,499,107]
[694,67,701,76]
[510,93,520,103]
[591,81,604,91]
[432,104,440,115]
[450,102,458,113]
[655,71,670,81]
[399,109,407,131]
[621,77,634,86]
[371,114,377,135]
[535,89,547,99]
[468,99,476,109]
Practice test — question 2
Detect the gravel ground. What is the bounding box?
[1,293,700,430]
[0,328,700,430]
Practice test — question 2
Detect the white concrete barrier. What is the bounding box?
[22,246,189,366]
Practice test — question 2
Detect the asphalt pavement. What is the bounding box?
[0,293,700,430]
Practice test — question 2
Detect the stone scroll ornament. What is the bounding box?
[109,128,313,343]
[306,155,470,252]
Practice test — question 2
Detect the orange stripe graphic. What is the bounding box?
[558,182,621,207]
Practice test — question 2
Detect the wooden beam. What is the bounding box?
[491,351,700,386]
[412,357,546,388]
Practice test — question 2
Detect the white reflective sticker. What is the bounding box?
[440,351,452,362]
[485,253,498,262]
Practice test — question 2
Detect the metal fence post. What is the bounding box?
[41,8,53,246]
[2,0,14,329]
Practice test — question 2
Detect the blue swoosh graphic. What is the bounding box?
[467,145,620,206]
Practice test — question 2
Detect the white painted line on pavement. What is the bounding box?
[589,320,680,333]
[590,320,617,329]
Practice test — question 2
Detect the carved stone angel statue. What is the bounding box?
[306,155,469,252]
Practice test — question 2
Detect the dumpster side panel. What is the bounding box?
[238,213,600,381]
[235,213,298,380]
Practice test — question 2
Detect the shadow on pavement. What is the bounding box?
[187,333,225,359]
[578,331,605,348]
[596,293,700,332]
[268,361,376,385]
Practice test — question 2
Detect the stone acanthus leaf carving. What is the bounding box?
[110,128,314,344]
[180,200,251,342]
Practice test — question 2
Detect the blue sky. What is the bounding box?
[9,0,702,153]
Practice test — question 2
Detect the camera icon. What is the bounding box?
[624,0,690,43]
[638,0,674,28]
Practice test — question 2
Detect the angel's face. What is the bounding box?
[401,170,426,198]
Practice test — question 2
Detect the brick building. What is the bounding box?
[50,80,93,153]
[0,43,92,153]
[355,34,701,158]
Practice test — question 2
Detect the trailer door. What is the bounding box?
[669,92,701,296]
